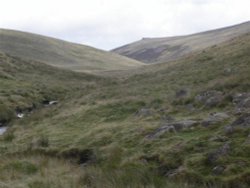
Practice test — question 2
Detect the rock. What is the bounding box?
[244,134,250,144]
[209,135,228,142]
[17,113,24,119]
[233,93,250,108]
[146,125,176,139]
[223,68,232,75]
[175,89,188,98]
[195,90,224,108]
[202,112,229,126]
[49,101,58,105]
[212,166,225,175]
[160,115,175,123]
[166,166,186,178]
[185,103,195,111]
[224,125,234,135]
[43,100,59,106]
[135,108,153,117]
[172,120,199,131]
[231,113,250,128]
[207,143,230,164]
[146,120,198,139]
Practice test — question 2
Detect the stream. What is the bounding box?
[0,127,7,135]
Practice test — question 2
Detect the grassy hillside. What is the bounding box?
[112,21,250,64]
[0,29,143,73]
[0,31,250,187]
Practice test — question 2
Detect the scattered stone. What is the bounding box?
[195,90,224,108]
[212,166,225,175]
[202,112,229,126]
[135,108,153,117]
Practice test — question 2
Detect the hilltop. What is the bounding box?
[0,29,143,73]
[112,21,250,64]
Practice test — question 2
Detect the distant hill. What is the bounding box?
[112,21,250,63]
[0,29,143,72]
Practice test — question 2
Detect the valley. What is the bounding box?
[0,23,250,188]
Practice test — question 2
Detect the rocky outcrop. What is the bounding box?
[195,90,224,108]
[233,93,250,109]
[146,120,199,139]
[202,112,230,126]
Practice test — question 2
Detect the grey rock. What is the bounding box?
[233,93,250,108]
[223,68,232,75]
[146,125,176,139]
[244,135,250,144]
[231,113,250,128]
[146,119,198,139]
[202,112,229,126]
[224,125,234,134]
[175,89,188,98]
[160,115,175,123]
[172,120,199,131]
[209,135,228,142]
[135,108,153,117]
[166,166,185,178]
[212,166,225,175]
[195,90,224,108]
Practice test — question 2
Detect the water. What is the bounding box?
[0,127,7,135]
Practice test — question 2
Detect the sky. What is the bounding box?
[0,0,250,50]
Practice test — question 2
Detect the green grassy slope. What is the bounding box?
[0,29,143,73]
[112,21,250,64]
[0,32,250,187]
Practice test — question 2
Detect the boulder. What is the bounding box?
[202,112,229,126]
[195,90,224,108]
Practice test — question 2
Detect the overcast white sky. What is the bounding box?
[0,0,250,50]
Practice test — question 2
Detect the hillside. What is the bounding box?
[0,27,250,188]
[112,21,250,64]
[0,29,143,73]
